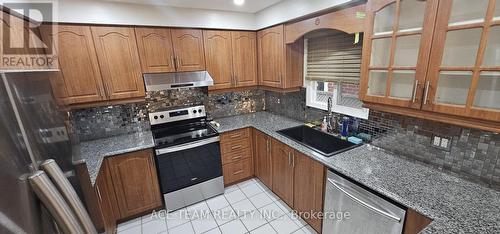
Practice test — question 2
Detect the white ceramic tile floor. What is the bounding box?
[116,178,318,234]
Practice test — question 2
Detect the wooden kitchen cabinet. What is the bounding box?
[106,149,162,219]
[257,24,304,90]
[204,30,234,90]
[271,139,294,207]
[135,27,176,73]
[91,26,145,101]
[204,30,258,90]
[293,151,325,233]
[221,128,254,185]
[360,0,500,131]
[232,31,258,87]
[171,29,206,72]
[253,130,273,188]
[40,25,106,105]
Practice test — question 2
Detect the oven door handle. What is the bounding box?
[156,136,220,155]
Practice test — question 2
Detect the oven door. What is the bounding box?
[155,136,222,194]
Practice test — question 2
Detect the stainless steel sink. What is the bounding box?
[277,125,360,157]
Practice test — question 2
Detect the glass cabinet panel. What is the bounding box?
[482,26,500,67]
[473,72,500,110]
[394,35,421,67]
[435,71,472,105]
[373,3,396,35]
[368,70,388,96]
[494,3,500,21]
[448,0,489,26]
[441,28,482,67]
[390,70,416,99]
[370,38,392,67]
[398,0,426,32]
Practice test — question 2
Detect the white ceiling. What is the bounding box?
[102,0,284,13]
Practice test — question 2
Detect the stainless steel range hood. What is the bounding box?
[143,71,214,91]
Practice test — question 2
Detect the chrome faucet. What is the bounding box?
[326,97,334,133]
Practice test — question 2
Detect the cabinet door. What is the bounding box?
[95,161,118,234]
[107,150,162,219]
[91,26,145,100]
[232,31,258,87]
[360,0,439,109]
[253,130,272,188]
[424,0,500,121]
[171,29,206,72]
[204,30,234,90]
[135,27,176,73]
[271,139,294,207]
[257,25,285,88]
[40,25,106,105]
[293,151,325,233]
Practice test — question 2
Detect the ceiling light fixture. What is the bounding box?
[233,0,245,6]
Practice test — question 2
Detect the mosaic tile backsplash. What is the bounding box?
[70,102,150,141]
[263,89,500,190]
[145,87,265,119]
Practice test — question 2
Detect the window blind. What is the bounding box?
[306,31,363,83]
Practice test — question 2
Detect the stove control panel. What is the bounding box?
[149,105,206,125]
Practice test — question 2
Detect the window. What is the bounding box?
[304,30,369,119]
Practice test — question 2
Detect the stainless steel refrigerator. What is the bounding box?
[0,71,77,234]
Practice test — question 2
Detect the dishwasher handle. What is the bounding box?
[327,178,402,223]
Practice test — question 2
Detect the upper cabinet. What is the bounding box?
[203,30,258,90]
[91,26,145,101]
[40,25,106,105]
[424,0,500,122]
[171,29,206,72]
[204,30,234,90]
[360,0,500,130]
[231,31,258,88]
[257,24,304,90]
[135,27,176,73]
[360,0,439,109]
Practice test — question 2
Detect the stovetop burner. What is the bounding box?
[149,105,219,149]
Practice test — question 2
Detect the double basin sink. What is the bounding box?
[277,125,360,157]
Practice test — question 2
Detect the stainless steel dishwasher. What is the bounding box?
[323,170,406,234]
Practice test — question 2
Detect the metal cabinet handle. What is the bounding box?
[288,152,291,166]
[423,81,430,105]
[177,57,182,69]
[171,56,176,70]
[233,170,244,175]
[231,145,242,150]
[232,156,242,160]
[292,152,295,167]
[327,178,401,222]
[412,80,419,103]
[230,134,242,139]
[266,140,270,153]
[96,185,102,202]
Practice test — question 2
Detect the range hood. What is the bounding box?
[143,71,214,91]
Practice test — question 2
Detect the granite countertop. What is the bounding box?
[212,111,500,234]
[72,131,155,185]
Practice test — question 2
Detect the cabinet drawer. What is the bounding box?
[222,147,252,165]
[223,158,253,185]
[221,128,250,143]
[221,139,251,155]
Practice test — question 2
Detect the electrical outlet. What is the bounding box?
[431,135,452,151]
[433,136,441,146]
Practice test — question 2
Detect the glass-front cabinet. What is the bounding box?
[424,0,500,122]
[361,0,500,124]
[361,0,439,109]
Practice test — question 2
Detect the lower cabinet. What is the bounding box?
[106,149,163,219]
[253,130,325,232]
[271,139,295,207]
[221,128,254,185]
[76,149,162,233]
[293,151,325,233]
[254,130,273,188]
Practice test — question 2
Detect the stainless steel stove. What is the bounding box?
[149,105,223,211]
